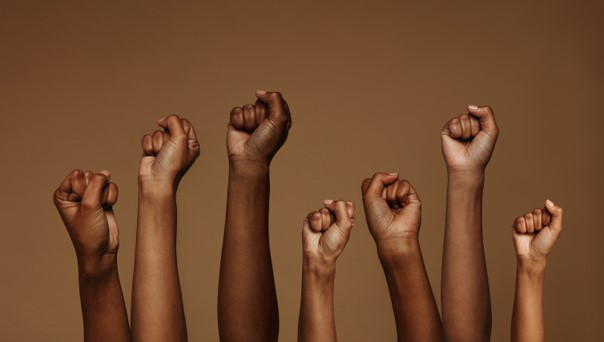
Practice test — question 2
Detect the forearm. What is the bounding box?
[298,258,337,342]
[378,240,444,342]
[132,185,187,342]
[79,265,131,342]
[218,162,279,341]
[442,171,492,340]
[512,260,546,342]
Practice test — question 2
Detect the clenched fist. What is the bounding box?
[361,173,422,253]
[53,169,120,273]
[227,90,292,165]
[139,114,200,187]
[441,105,499,173]
[303,200,355,261]
[512,200,564,262]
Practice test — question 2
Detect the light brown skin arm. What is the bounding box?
[218,91,292,342]
[511,200,564,342]
[362,174,444,342]
[54,169,131,342]
[298,200,355,342]
[440,105,498,341]
[131,115,200,342]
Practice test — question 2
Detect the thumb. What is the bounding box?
[158,114,186,139]
[255,90,290,124]
[545,199,563,235]
[361,172,399,198]
[467,105,499,137]
[324,200,354,233]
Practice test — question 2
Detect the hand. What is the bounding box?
[441,105,499,173]
[361,173,422,252]
[512,200,564,262]
[227,90,292,165]
[139,114,200,188]
[53,169,119,273]
[303,200,355,261]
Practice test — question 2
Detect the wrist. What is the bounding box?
[139,180,176,198]
[303,256,337,278]
[375,237,421,262]
[77,255,118,281]
[447,169,485,182]
[228,158,270,175]
[517,257,547,274]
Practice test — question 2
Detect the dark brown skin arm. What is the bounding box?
[218,91,292,342]
[131,115,200,342]
[54,169,131,342]
[298,200,355,342]
[511,200,563,342]
[362,174,444,341]
[440,105,498,341]
[79,265,131,342]
[380,243,443,341]
[220,162,278,340]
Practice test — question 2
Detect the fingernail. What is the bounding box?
[546,199,555,208]
[158,117,166,123]
[324,199,334,205]
[255,90,267,96]
[468,105,479,110]
[388,172,398,176]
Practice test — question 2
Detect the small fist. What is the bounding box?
[303,200,355,261]
[512,200,564,262]
[53,169,120,269]
[361,173,422,250]
[139,114,200,187]
[441,105,499,173]
[227,90,292,165]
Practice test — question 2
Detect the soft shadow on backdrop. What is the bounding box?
[1,1,602,341]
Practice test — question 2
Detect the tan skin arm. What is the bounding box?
[218,91,292,342]
[131,115,200,342]
[362,173,444,342]
[54,169,131,342]
[511,200,564,342]
[440,105,499,341]
[298,200,355,342]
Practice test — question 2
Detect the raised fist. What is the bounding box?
[512,200,564,262]
[53,169,120,270]
[139,114,200,187]
[227,90,292,165]
[302,200,355,261]
[361,173,422,251]
[441,105,499,173]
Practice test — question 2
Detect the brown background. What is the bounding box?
[1,0,603,341]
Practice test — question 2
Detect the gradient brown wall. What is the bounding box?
[1,0,603,340]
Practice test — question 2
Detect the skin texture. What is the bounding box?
[218,90,292,342]
[440,105,499,341]
[53,169,131,342]
[131,115,200,342]
[511,200,564,342]
[298,200,355,342]
[361,174,444,342]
